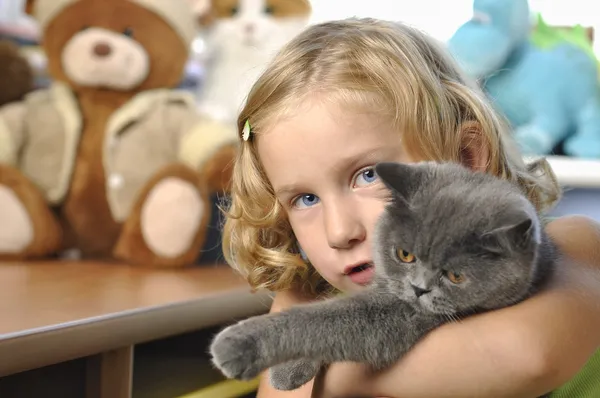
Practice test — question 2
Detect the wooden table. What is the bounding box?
[0,261,272,398]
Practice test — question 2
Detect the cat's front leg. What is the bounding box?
[269,359,322,391]
[209,316,272,380]
[210,292,419,380]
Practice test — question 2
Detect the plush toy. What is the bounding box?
[0,0,238,266]
[0,40,34,106]
[192,0,312,124]
[530,14,600,79]
[448,0,600,159]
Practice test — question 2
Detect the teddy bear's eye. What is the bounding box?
[123,27,134,37]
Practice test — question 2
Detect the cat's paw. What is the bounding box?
[269,359,321,391]
[210,322,262,380]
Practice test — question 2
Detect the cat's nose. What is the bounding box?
[411,285,431,298]
[244,23,255,35]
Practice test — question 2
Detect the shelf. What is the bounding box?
[545,156,600,189]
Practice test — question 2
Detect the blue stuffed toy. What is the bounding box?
[447,0,600,159]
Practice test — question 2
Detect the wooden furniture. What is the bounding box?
[0,261,272,397]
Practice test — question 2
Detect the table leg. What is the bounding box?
[86,345,134,398]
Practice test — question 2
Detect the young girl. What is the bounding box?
[222,18,600,398]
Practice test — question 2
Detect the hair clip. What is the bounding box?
[242,119,252,141]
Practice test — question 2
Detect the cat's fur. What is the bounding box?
[194,0,311,123]
[210,161,558,396]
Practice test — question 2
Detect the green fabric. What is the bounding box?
[551,349,600,397]
[530,13,597,63]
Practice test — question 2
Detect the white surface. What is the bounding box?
[2,0,600,54]
[545,156,600,188]
[308,0,600,56]
[0,0,24,23]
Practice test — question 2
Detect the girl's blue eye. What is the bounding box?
[354,167,378,187]
[293,194,320,209]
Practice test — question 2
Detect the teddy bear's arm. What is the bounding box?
[0,101,27,166]
[177,114,238,172]
[163,102,237,171]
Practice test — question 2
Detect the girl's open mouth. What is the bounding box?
[346,263,374,285]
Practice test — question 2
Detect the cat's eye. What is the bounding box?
[230,6,239,16]
[396,249,416,263]
[445,271,466,284]
[264,6,274,14]
[122,27,134,37]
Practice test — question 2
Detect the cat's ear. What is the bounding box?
[482,210,540,253]
[375,162,424,204]
[187,0,215,26]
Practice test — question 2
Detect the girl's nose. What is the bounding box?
[324,203,366,249]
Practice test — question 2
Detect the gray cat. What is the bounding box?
[210,161,557,397]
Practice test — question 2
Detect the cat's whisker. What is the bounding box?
[442,312,458,324]
[443,313,454,324]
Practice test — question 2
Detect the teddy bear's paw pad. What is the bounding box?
[141,177,205,258]
[0,185,34,253]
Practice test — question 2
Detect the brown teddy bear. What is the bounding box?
[0,0,238,267]
[0,39,34,106]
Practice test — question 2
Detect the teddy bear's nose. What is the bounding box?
[93,42,112,57]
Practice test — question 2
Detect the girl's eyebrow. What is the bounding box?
[331,147,390,175]
[275,185,300,197]
[273,147,397,197]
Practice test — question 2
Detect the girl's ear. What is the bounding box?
[458,121,490,172]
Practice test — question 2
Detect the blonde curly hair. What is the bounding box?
[222,18,561,296]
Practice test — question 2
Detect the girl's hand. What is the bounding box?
[311,215,600,398]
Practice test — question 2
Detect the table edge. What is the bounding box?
[0,288,273,377]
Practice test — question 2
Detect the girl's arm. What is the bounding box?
[256,289,316,398]
[313,215,600,398]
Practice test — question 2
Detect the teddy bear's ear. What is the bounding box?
[24,0,36,16]
[187,0,215,27]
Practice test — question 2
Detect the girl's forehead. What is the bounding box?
[259,99,398,150]
[256,101,406,187]
[259,100,401,142]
